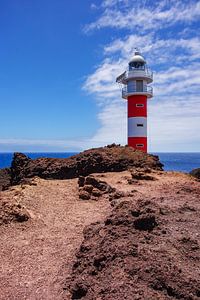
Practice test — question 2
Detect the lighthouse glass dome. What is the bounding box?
[129,51,146,69]
[116,50,153,97]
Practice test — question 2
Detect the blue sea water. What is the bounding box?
[0,152,200,173]
[153,153,200,173]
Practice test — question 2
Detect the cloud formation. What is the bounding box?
[85,0,200,33]
[83,0,200,151]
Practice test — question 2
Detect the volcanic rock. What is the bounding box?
[78,175,115,200]
[78,176,85,187]
[91,188,102,198]
[0,168,11,191]
[0,167,200,299]
[67,198,200,299]
[0,197,30,225]
[85,176,115,194]
[130,168,156,181]
[82,185,93,194]
[108,190,126,201]
[79,190,91,200]
[190,168,200,179]
[10,145,163,186]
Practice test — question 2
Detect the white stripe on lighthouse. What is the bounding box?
[128,117,147,137]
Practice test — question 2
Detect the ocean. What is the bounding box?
[0,152,200,173]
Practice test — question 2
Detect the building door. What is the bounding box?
[136,80,143,92]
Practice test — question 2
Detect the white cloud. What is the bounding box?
[82,0,200,152]
[83,58,124,100]
[84,0,200,33]
[104,35,200,65]
[84,35,200,101]
[102,0,130,8]
[90,3,98,10]
[81,94,200,152]
[0,138,91,152]
[148,97,200,152]
[88,100,127,146]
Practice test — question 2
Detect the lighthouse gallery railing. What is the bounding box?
[122,86,153,98]
[116,68,153,83]
[127,69,153,80]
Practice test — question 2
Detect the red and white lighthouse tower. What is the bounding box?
[116,49,153,153]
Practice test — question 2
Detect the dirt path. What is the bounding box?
[0,178,111,300]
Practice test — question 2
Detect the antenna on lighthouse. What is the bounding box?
[134,47,140,53]
[116,50,153,153]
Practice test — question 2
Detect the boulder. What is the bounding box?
[78,175,115,201]
[79,190,91,200]
[0,199,30,225]
[0,168,11,191]
[130,169,156,181]
[190,168,200,179]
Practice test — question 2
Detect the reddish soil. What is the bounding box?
[67,171,200,300]
[0,170,199,300]
[0,177,111,299]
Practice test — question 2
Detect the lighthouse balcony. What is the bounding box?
[122,86,153,99]
[116,69,153,84]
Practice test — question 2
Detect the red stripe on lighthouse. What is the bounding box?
[128,137,147,153]
[128,95,147,117]
[128,95,147,152]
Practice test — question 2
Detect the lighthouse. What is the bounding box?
[116,49,153,153]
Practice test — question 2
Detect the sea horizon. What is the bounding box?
[0,151,200,173]
[1,151,200,154]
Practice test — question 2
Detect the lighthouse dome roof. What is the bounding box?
[129,53,146,64]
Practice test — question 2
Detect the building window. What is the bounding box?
[137,124,144,127]
[136,104,144,107]
[136,80,143,92]
[136,144,144,147]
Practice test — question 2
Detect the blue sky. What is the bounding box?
[0,0,200,152]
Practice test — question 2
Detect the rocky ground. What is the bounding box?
[68,170,200,300]
[0,176,111,300]
[0,144,162,191]
[0,167,200,300]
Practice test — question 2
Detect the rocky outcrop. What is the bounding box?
[67,199,200,299]
[11,153,30,185]
[10,145,163,185]
[0,145,163,190]
[78,175,115,201]
[0,168,11,191]
[0,196,30,225]
[127,168,156,183]
[190,168,200,179]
